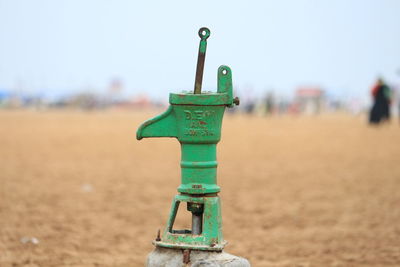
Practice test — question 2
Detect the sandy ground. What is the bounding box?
[0,110,400,267]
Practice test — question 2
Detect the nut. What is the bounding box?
[233,97,240,106]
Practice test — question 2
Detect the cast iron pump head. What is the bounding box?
[137,27,239,251]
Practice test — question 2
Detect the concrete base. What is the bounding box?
[146,247,250,267]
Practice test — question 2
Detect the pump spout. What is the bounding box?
[136,106,178,140]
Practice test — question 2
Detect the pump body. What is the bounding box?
[137,28,238,252]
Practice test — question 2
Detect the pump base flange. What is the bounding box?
[153,240,227,251]
[146,247,251,267]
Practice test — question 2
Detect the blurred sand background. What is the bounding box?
[0,110,400,267]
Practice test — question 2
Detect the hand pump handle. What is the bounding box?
[194,27,210,94]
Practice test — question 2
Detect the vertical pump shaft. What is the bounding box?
[188,202,204,235]
[192,214,202,235]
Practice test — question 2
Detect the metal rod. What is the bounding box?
[183,249,191,264]
[192,213,203,235]
[194,27,210,94]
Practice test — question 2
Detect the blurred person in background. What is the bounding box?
[369,78,392,124]
[264,92,275,116]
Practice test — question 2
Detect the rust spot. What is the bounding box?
[210,237,218,247]
[199,121,207,125]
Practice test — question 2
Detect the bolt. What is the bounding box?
[155,229,161,241]
[233,97,240,106]
[183,249,191,264]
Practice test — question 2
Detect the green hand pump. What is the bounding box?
[137,27,239,251]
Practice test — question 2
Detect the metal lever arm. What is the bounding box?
[194,27,210,94]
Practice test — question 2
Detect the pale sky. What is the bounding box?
[0,0,399,101]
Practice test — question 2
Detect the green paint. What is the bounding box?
[157,194,225,251]
[199,27,210,53]
[136,28,238,251]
